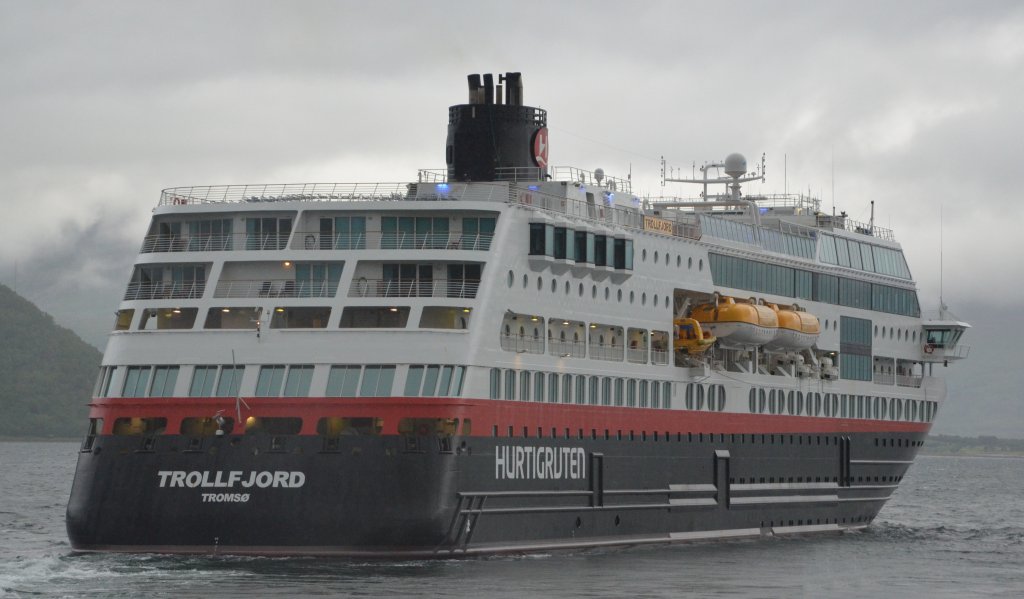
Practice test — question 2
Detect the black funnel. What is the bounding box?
[446,72,548,182]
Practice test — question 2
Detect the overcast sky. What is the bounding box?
[2,0,1022,349]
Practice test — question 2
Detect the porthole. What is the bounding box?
[677,255,682,267]
[629,291,635,304]
[564,280,570,294]
[605,287,610,300]
[522,274,528,288]
[642,249,648,261]
[688,257,693,269]
[874,325,878,337]
[889,327,894,338]
[536,276,542,290]
[617,289,623,302]
[579,283,584,297]
[653,294,658,307]
[897,329,902,341]
[592,285,597,299]
[654,251,659,263]
[507,270,514,288]
[913,331,917,342]
[698,259,703,271]
[642,292,647,305]
[551,279,557,293]
[665,253,669,265]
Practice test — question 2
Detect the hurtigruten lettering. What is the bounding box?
[157,470,305,489]
[495,446,586,480]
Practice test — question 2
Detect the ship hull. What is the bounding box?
[68,423,925,556]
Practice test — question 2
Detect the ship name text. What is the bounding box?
[157,470,306,489]
[495,446,586,480]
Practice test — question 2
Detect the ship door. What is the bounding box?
[714,450,730,508]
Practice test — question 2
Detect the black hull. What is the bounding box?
[67,429,923,557]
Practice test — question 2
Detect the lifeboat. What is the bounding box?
[763,303,820,351]
[673,318,717,355]
[690,296,778,349]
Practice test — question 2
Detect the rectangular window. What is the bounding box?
[529,223,545,255]
[438,365,454,396]
[122,366,151,397]
[594,235,608,267]
[835,237,851,267]
[150,366,179,397]
[820,235,838,264]
[614,378,624,406]
[520,371,531,401]
[504,369,516,400]
[422,365,440,396]
[360,365,395,396]
[450,366,465,396]
[613,238,626,269]
[548,373,559,404]
[326,365,361,396]
[283,365,314,396]
[574,231,587,263]
[534,372,545,402]
[562,374,572,404]
[840,316,872,381]
[489,368,500,399]
[405,365,424,396]
[575,376,585,405]
[99,366,117,397]
[553,227,567,259]
[795,270,812,300]
[255,365,286,397]
[624,239,634,270]
[216,365,244,397]
[839,277,872,310]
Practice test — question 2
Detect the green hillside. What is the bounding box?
[0,284,102,438]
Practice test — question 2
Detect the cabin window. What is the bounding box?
[282,365,314,396]
[319,216,366,250]
[317,417,383,437]
[216,365,245,397]
[122,366,152,397]
[245,417,302,435]
[150,366,179,397]
[271,307,331,329]
[340,306,410,328]
[359,365,396,396]
[114,417,167,436]
[327,365,362,396]
[255,365,286,396]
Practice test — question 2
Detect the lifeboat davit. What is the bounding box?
[690,296,778,349]
[763,303,820,351]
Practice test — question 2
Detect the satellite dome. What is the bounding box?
[594,168,605,184]
[724,153,747,179]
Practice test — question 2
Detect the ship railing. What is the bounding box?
[627,348,649,364]
[291,231,493,252]
[416,166,632,193]
[549,339,586,358]
[873,372,895,386]
[896,375,924,388]
[589,343,624,362]
[213,279,339,299]
[651,349,669,365]
[123,281,205,301]
[347,278,480,299]
[816,214,895,241]
[500,334,545,354]
[159,182,512,206]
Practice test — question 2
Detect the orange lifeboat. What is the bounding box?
[763,304,820,351]
[690,296,778,349]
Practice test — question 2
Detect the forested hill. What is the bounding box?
[0,284,101,438]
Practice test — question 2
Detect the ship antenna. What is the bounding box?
[940,204,946,314]
[231,349,250,423]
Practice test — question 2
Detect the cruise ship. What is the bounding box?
[66,72,970,556]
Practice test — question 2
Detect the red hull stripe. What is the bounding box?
[89,396,931,437]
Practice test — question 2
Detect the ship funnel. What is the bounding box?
[446,72,548,182]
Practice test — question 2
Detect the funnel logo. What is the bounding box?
[532,127,549,168]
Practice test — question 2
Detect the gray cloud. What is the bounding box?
[1,0,1021,340]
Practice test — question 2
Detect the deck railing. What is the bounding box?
[548,339,586,358]
[292,231,493,252]
[589,343,624,362]
[123,281,205,301]
[347,279,479,299]
[896,375,923,388]
[213,279,339,299]
[500,335,544,354]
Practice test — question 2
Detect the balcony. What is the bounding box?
[549,339,586,358]
[896,375,923,388]
[123,281,205,301]
[347,279,479,299]
[651,349,669,365]
[213,279,339,299]
[292,231,493,252]
[140,233,290,253]
[500,334,544,354]
[627,348,649,364]
[873,372,895,386]
[589,343,624,362]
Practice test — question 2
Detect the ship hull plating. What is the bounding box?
[67,429,923,556]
